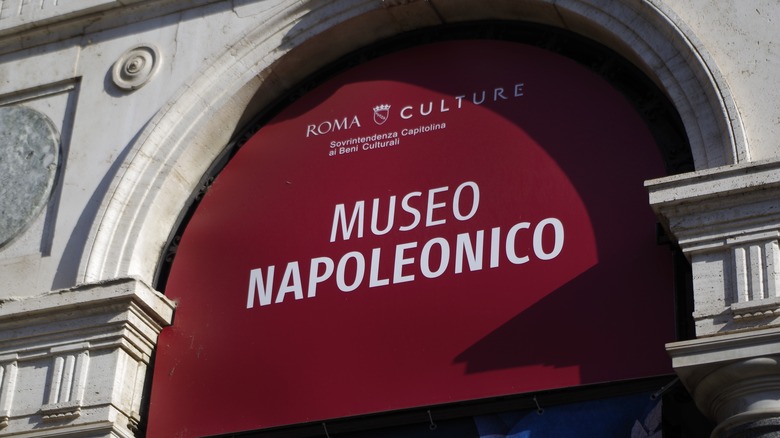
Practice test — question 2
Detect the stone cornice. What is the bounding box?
[0,0,223,55]
[648,159,780,207]
[647,159,780,253]
[0,277,174,359]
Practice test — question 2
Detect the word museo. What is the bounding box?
[247,181,564,308]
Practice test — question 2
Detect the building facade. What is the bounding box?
[0,0,779,436]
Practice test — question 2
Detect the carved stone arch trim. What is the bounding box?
[80,0,744,285]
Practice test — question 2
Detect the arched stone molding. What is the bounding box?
[80,0,744,286]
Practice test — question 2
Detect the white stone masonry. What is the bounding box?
[0,279,173,436]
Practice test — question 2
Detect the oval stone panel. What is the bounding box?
[0,106,60,248]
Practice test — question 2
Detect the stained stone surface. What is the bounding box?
[0,106,59,248]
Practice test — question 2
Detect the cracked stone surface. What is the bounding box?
[0,106,59,248]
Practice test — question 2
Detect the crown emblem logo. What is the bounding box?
[373,104,391,125]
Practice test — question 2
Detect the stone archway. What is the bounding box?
[80,0,742,291]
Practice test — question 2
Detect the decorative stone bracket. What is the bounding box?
[0,278,174,437]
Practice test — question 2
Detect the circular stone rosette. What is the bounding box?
[112,45,161,91]
[0,106,60,248]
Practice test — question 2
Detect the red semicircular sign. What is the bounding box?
[147,40,675,437]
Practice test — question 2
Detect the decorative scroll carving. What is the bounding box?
[111,45,161,91]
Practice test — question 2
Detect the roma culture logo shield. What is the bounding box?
[373,104,391,125]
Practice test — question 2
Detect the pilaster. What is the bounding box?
[0,278,174,437]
